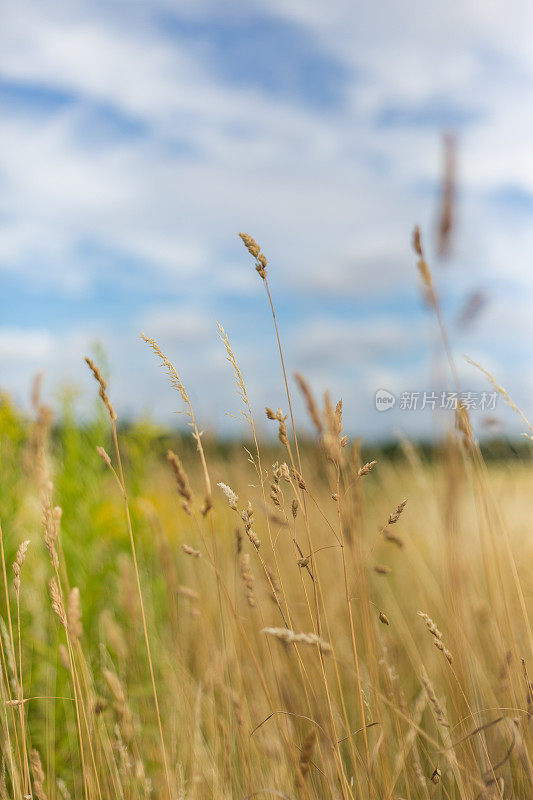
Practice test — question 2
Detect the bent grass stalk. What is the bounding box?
[85,357,172,800]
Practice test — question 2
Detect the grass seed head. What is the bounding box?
[262,627,331,653]
[417,611,442,640]
[239,553,256,607]
[238,232,267,278]
[182,544,200,558]
[388,499,407,525]
[294,372,323,434]
[383,527,403,547]
[358,460,377,477]
[167,450,193,514]
[30,749,48,800]
[96,446,112,467]
[84,357,117,422]
[421,666,449,727]
[49,578,66,628]
[296,729,317,788]
[12,539,30,594]
[218,482,238,510]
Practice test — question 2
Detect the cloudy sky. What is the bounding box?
[1,0,533,439]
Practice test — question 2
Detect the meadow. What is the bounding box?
[0,232,532,800]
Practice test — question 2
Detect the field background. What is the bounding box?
[1,358,532,799]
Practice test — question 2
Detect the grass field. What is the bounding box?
[0,233,532,800]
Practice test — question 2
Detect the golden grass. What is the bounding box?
[0,229,530,800]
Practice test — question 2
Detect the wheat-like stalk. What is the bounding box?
[262,627,331,653]
[141,334,212,513]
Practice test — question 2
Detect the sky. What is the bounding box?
[1,0,533,440]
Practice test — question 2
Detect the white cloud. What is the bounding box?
[0,328,55,362]
[0,0,532,436]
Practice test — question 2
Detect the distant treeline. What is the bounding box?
[56,422,532,465]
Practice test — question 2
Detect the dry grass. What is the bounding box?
[0,230,531,800]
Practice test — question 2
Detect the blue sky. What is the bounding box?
[1,0,533,439]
